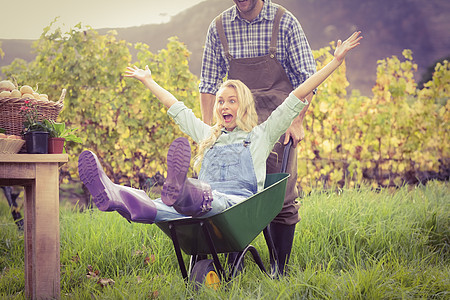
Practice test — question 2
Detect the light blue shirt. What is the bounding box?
[167,92,308,192]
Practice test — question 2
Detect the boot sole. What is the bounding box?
[162,137,191,206]
[78,151,131,219]
[78,151,110,210]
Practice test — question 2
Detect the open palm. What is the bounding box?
[334,31,362,63]
[124,65,152,81]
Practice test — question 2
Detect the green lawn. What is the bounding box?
[1,181,449,299]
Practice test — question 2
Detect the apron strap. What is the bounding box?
[215,14,233,60]
[269,6,286,57]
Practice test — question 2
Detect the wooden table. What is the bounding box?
[0,154,68,300]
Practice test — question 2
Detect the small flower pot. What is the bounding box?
[25,131,49,154]
[48,137,65,154]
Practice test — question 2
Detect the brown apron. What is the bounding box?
[215,7,300,225]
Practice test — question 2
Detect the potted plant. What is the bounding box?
[44,120,82,154]
[20,100,50,154]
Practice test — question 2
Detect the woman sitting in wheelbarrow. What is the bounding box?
[78,32,362,224]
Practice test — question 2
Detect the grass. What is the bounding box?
[0,181,449,299]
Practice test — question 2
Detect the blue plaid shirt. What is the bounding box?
[199,0,317,95]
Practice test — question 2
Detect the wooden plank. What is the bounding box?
[24,185,35,299]
[0,163,35,179]
[2,157,65,299]
[22,162,62,299]
[0,179,34,186]
[32,163,61,299]
[0,154,68,163]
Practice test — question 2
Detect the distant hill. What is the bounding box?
[1,0,449,96]
[0,39,34,69]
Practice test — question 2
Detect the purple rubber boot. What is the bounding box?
[161,137,213,217]
[172,178,213,217]
[78,150,157,224]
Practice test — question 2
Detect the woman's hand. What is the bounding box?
[124,65,152,82]
[124,64,177,108]
[334,31,362,63]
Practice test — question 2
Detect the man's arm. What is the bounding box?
[199,19,225,125]
[200,93,216,125]
[284,92,313,147]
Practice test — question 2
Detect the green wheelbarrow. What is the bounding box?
[155,140,292,288]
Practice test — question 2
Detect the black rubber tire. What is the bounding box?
[189,259,220,290]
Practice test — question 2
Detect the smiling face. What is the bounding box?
[215,86,240,131]
[232,0,264,21]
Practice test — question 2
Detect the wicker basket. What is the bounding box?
[0,138,25,154]
[0,89,66,136]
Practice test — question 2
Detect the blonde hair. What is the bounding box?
[193,80,258,169]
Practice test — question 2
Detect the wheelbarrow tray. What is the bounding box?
[156,173,289,255]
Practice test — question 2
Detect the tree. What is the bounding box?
[2,23,448,191]
[2,22,201,186]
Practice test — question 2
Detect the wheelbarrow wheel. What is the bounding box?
[190,259,220,290]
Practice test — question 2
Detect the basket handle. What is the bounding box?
[56,89,66,105]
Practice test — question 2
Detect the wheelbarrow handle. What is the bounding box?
[280,138,293,173]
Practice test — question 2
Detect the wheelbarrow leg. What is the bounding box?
[200,221,226,280]
[226,251,244,275]
[168,223,189,280]
[230,245,269,279]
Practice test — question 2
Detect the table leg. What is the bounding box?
[24,163,61,299]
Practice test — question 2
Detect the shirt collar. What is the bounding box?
[231,0,274,23]
[221,127,244,134]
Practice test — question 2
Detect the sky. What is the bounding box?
[0,0,207,40]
